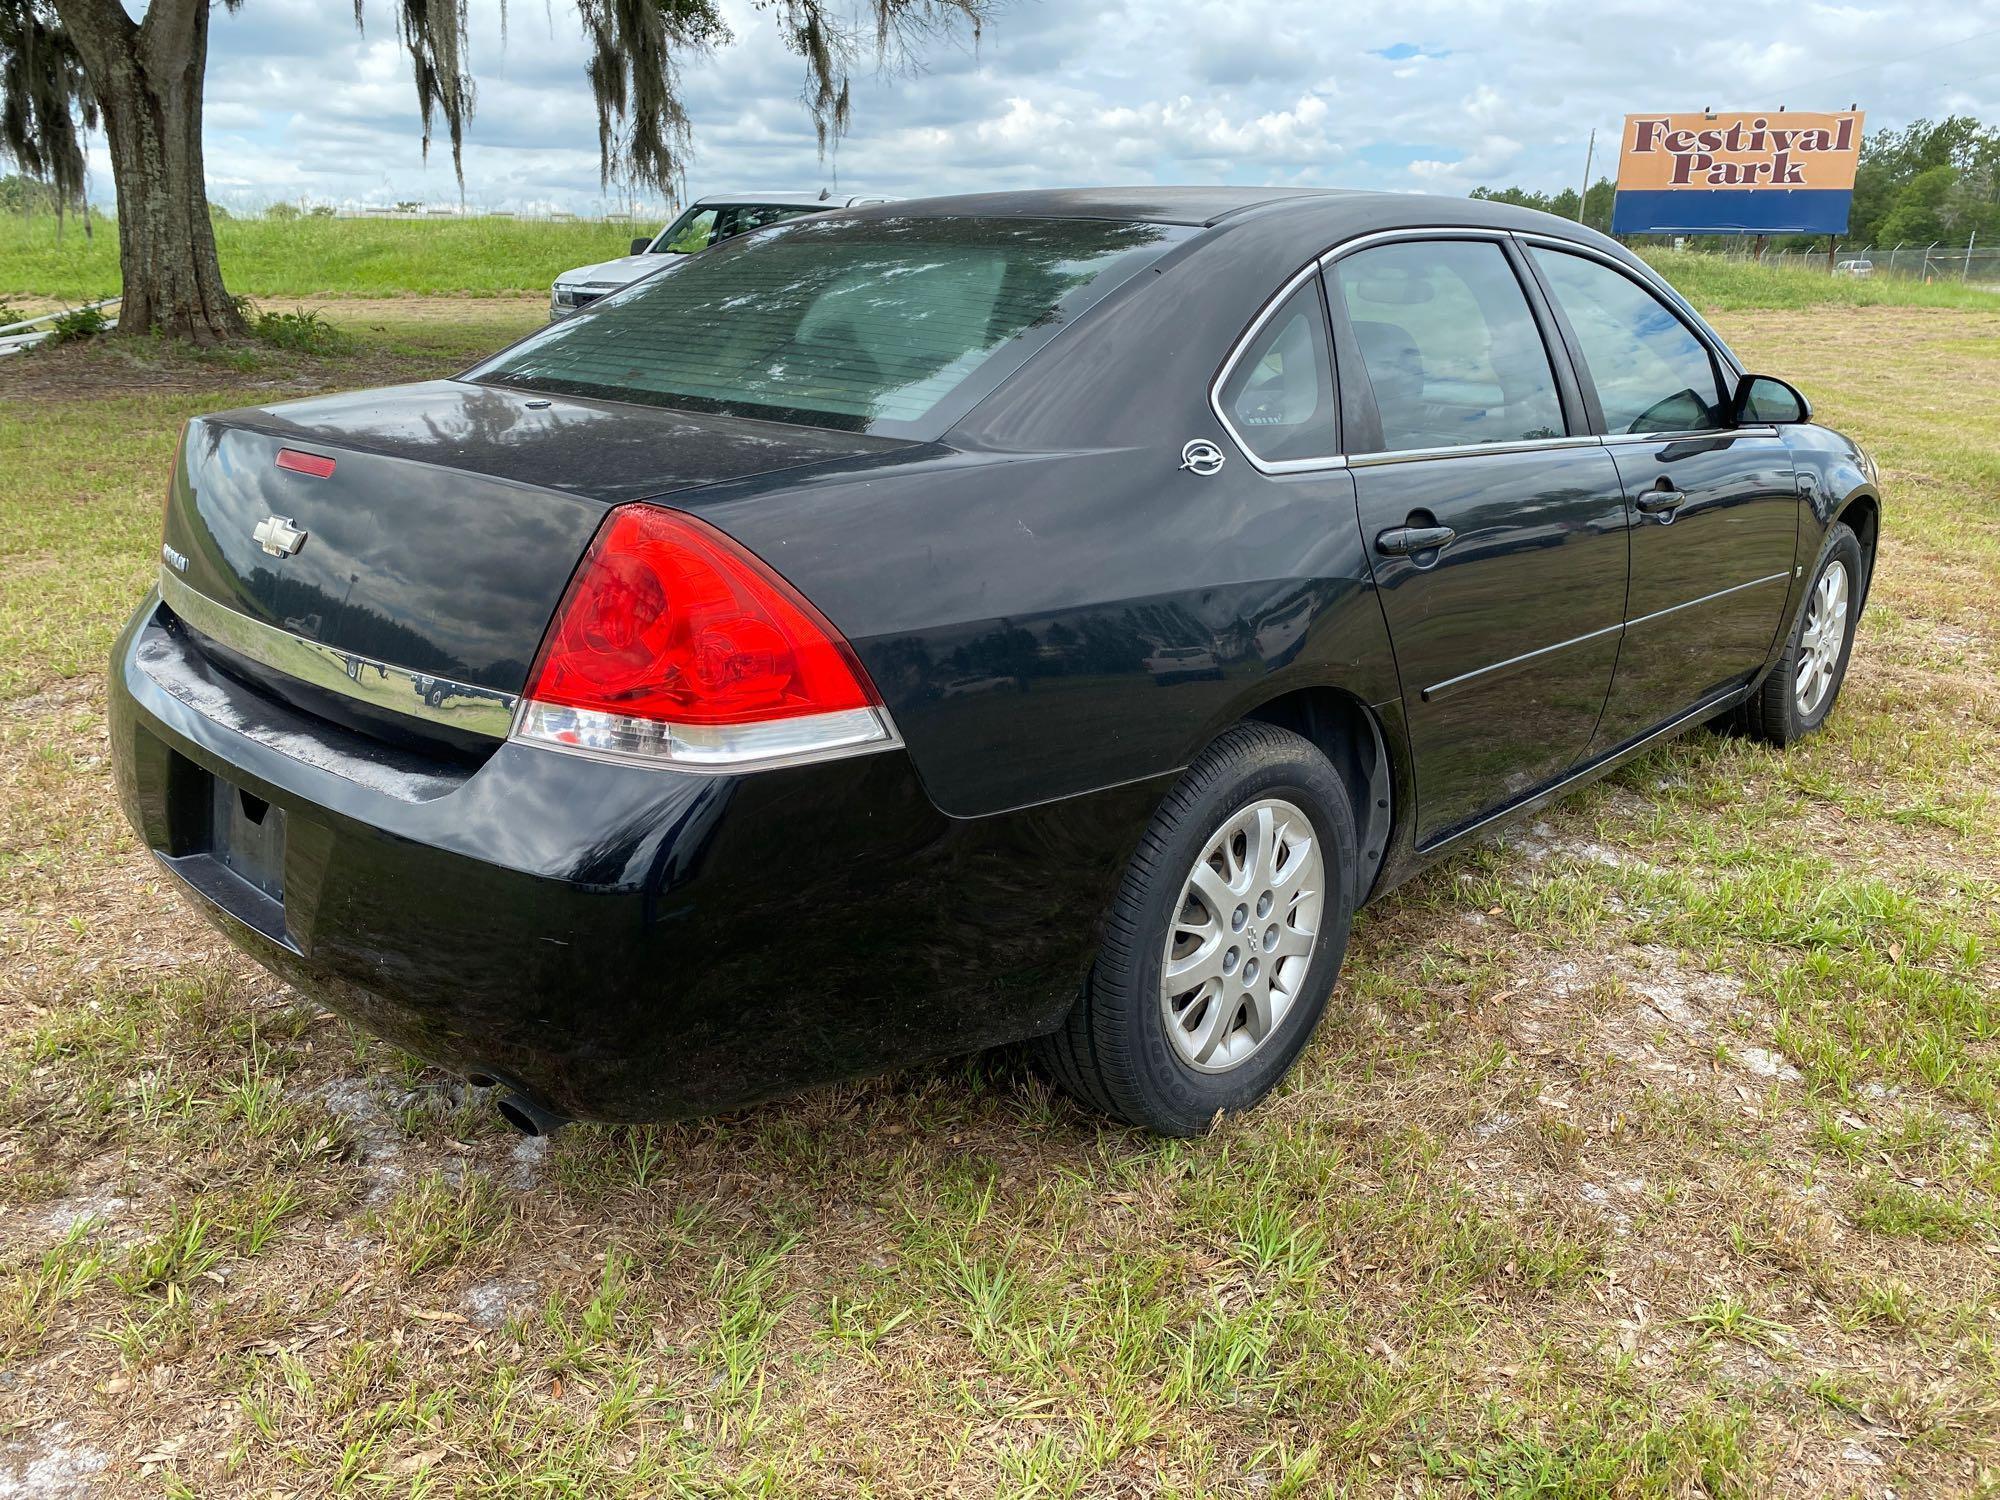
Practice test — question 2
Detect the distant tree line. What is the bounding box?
[1844,116,2000,246]
[1,168,72,213]
[1471,176,1616,233]
[1470,115,2000,249]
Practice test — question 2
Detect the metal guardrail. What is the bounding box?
[0,297,121,356]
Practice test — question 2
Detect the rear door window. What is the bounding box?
[1215,279,1337,465]
[1529,248,1727,435]
[1333,240,1565,453]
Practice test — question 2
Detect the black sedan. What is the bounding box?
[109,189,1880,1136]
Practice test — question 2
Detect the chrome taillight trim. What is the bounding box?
[510,701,902,773]
[158,568,517,738]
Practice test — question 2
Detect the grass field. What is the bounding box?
[2,295,1998,1496]
[0,214,650,303]
[7,209,2000,313]
[1644,249,2000,313]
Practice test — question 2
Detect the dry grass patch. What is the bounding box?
[0,301,1996,1496]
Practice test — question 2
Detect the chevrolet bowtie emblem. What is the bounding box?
[253,515,308,558]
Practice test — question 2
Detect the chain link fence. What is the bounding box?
[324,205,667,224]
[1716,239,2000,287]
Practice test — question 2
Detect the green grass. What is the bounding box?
[0,299,1996,1495]
[1641,247,2000,313]
[7,209,2000,312]
[0,211,649,301]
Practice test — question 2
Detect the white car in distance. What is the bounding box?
[549,192,894,318]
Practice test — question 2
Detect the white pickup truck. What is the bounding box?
[549,191,894,318]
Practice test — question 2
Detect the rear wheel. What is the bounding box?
[1038,723,1356,1135]
[1732,522,1863,746]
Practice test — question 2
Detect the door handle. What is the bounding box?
[1636,487,1687,518]
[1375,524,1457,556]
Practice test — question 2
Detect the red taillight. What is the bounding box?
[276,449,336,478]
[516,505,895,769]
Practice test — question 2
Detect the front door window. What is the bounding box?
[1527,248,1726,435]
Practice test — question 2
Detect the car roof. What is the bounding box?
[840,186,1366,227]
[836,188,1648,268]
[833,187,1632,247]
[688,192,889,208]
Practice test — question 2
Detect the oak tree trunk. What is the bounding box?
[53,0,245,343]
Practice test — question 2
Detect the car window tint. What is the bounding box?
[1333,240,1564,452]
[1529,249,1726,435]
[710,205,814,243]
[660,209,718,252]
[658,205,813,254]
[1216,279,1336,463]
[474,215,1190,435]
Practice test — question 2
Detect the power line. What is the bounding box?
[1769,24,2000,99]
[1909,62,2000,100]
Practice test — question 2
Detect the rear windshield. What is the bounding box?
[470,215,1190,437]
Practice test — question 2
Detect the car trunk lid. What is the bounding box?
[160,381,913,735]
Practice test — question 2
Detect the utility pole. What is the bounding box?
[1967,231,1978,281]
[1578,128,1596,224]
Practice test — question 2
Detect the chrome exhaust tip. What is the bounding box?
[487,1085,568,1137]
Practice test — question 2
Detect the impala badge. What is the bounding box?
[253,515,307,558]
[1179,439,1225,477]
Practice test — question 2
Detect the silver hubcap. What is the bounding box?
[1796,558,1850,717]
[1160,797,1324,1074]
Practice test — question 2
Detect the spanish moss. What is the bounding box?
[764,1,989,158]
[398,0,477,190]
[0,0,95,213]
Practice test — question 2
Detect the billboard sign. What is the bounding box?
[1611,110,1864,235]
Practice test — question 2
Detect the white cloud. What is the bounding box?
[79,0,2000,215]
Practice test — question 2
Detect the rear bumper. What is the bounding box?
[109,594,1156,1121]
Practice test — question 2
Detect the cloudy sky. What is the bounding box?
[99,0,2000,216]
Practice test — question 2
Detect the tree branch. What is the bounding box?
[136,0,206,80]
[764,0,988,156]
[46,0,136,77]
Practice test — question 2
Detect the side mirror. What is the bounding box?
[1734,373,1811,426]
[630,236,652,256]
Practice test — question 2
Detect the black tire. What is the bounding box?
[1732,522,1864,747]
[1038,722,1358,1135]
